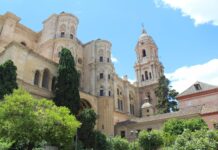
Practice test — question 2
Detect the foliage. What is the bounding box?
[92,130,109,150]
[173,129,218,150]
[163,118,208,136]
[155,75,178,113]
[111,136,129,150]
[0,60,18,100]
[0,138,14,150]
[162,118,208,148]
[129,140,140,150]
[163,118,185,136]
[77,109,97,148]
[138,130,163,150]
[54,48,80,115]
[0,88,80,149]
[184,117,208,131]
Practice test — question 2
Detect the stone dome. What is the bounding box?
[139,31,148,41]
[141,102,152,109]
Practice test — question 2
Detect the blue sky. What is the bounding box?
[1,0,218,92]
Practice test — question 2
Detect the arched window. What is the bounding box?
[142,74,145,81]
[33,70,40,86]
[51,77,56,92]
[42,69,50,89]
[142,49,146,57]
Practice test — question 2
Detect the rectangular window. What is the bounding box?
[130,104,134,115]
[61,32,65,37]
[108,91,111,96]
[120,100,123,111]
[107,58,110,62]
[100,73,104,79]
[100,90,104,96]
[99,56,103,62]
[118,99,123,111]
[194,84,201,90]
[149,72,152,79]
[214,123,218,129]
[118,99,120,110]
[121,131,126,138]
[145,71,149,80]
[108,74,110,80]
[147,128,152,132]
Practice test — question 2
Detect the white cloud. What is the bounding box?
[111,55,118,63]
[155,0,218,26]
[165,59,218,93]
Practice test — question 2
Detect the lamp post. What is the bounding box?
[148,133,151,150]
[75,130,78,150]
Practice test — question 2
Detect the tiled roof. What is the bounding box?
[178,81,218,97]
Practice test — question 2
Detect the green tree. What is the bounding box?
[163,118,207,136]
[138,130,163,150]
[111,136,129,150]
[0,60,18,99]
[184,117,208,132]
[155,75,178,113]
[92,130,109,150]
[77,109,97,148]
[0,88,80,150]
[129,140,140,150]
[0,138,14,150]
[162,118,208,147]
[54,48,80,115]
[173,129,218,150]
[162,118,185,136]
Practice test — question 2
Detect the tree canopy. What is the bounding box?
[155,75,179,113]
[138,130,163,150]
[111,136,130,150]
[0,88,80,150]
[0,60,18,100]
[77,109,97,148]
[173,129,218,150]
[54,48,80,115]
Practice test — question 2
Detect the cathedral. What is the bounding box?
[0,12,217,140]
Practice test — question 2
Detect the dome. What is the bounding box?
[141,102,152,109]
[139,30,148,41]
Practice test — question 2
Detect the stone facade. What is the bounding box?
[0,12,163,136]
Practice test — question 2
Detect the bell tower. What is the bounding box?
[134,26,163,115]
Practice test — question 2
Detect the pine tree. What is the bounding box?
[155,75,178,114]
[0,60,18,99]
[54,48,80,115]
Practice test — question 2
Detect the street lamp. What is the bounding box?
[148,133,151,150]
